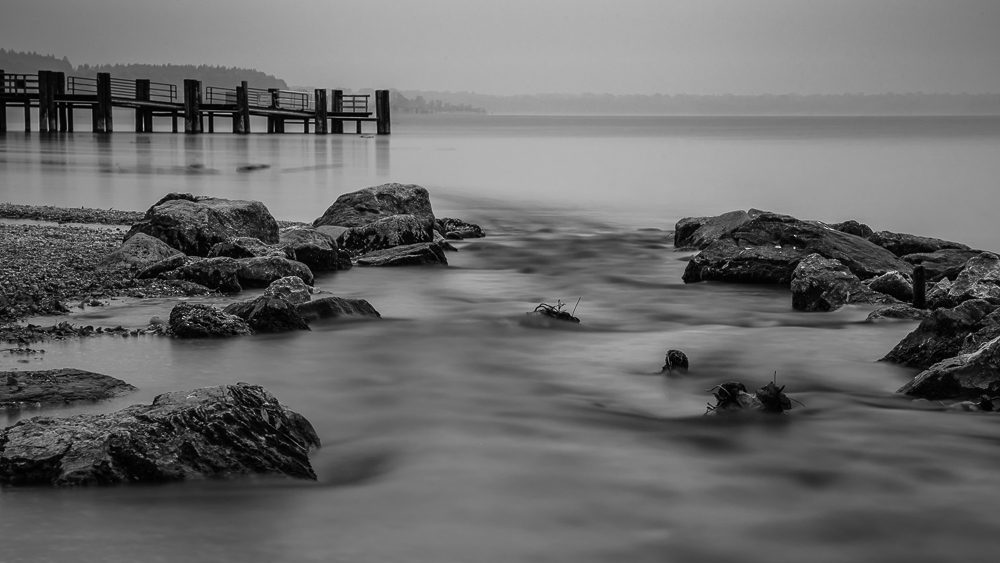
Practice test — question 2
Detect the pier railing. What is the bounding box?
[2,73,39,95]
[66,76,97,96]
[341,94,369,113]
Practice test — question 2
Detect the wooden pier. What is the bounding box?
[0,70,390,135]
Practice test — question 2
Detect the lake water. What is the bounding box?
[2,115,1000,562]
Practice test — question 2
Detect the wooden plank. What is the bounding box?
[376,89,390,135]
[331,90,344,134]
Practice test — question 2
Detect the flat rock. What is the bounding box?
[168,302,252,338]
[868,230,970,257]
[313,183,435,230]
[236,256,314,288]
[355,242,448,267]
[683,212,912,284]
[296,297,381,322]
[125,193,280,257]
[1,369,137,410]
[0,383,320,486]
[790,254,898,312]
[161,256,242,292]
[901,249,983,282]
[223,296,310,333]
[278,228,352,271]
[881,299,999,368]
[262,276,312,305]
[866,304,931,322]
[898,335,1000,400]
[99,233,184,271]
[674,210,756,250]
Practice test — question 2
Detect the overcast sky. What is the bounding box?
[2,0,998,95]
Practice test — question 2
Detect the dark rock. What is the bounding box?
[867,230,971,257]
[881,299,999,368]
[938,252,1000,306]
[296,296,382,321]
[167,302,252,338]
[262,276,312,305]
[223,296,310,333]
[866,304,931,322]
[161,257,242,293]
[313,183,435,230]
[683,212,912,284]
[433,230,459,252]
[864,270,913,302]
[335,214,435,255]
[661,350,689,371]
[435,218,485,239]
[135,254,193,280]
[674,210,753,250]
[901,249,983,282]
[207,237,292,260]
[99,233,184,271]
[1,369,137,410]
[898,335,1000,400]
[0,383,320,486]
[790,254,898,312]
[236,256,314,288]
[355,242,449,267]
[124,193,280,257]
[278,228,352,271]
[827,220,874,239]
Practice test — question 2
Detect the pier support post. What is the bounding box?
[96,72,113,132]
[183,79,202,133]
[0,70,6,132]
[376,90,391,135]
[135,79,150,132]
[331,90,344,134]
[268,88,283,133]
[38,70,51,132]
[912,265,926,309]
[55,72,67,131]
[314,89,328,134]
[235,81,250,134]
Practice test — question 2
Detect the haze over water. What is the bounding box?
[2,114,1000,562]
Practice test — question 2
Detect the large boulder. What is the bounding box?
[0,383,320,486]
[313,183,435,230]
[1,369,136,410]
[296,296,381,322]
[207,237,291,260]
[236,256,314,288]
[790,254,898,312]
[278,228,352,271]
[898,336,1000,400]
[880,299,1000,368]
[335,214,434,255]
[901,249,983,282]
[435,218,485,240]
[868,231,970,257]
[263,276,312,305]
[674,210,756,250]
[99,233,184,271]
[682,212,912,284]
[223,296,310,333]
[125,193,280,257]
[160,257,242,293]
[168,302,252,338]
[135,254,193,280]
[827,220,874,239]
[864,271,913,302]
[935,252,1000,307]
[355,242,449,267]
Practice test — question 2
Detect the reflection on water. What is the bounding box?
[2,116,1000,562]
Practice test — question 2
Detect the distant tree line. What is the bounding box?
[390,90,486,114]
[0,49,73,74]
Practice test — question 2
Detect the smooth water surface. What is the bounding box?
[2,115,1000,562]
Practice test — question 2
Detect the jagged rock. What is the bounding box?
[868,231,970,257]
[278,228,352,271]
[124,193,280,257]
[661,350,689,372]
[898,335,1000,400]
[135,254,194,280]
[0,383,320,486]
[674,210,759,250]
[683,213,911,284]
[1,369,137,410]
[262,276,312,305]
[161,256,242,293]
[901,249,983,282]
[864,271,913,302]
[866,304,931,322]
[432,230,459,252]
[791,254,898,312]
[236,256,314,288]
[313,183,435,230]
[335,214,434,255]
[167,302,252,338]
[936,252,1000,307]
[881,299,999,368]
[223,296,310,333]
[355,242,448,267]
[827,220,874,239]
[207,237,291,260]
[99,233,184,271]
[435,218,485,240]
[296,297,381,322]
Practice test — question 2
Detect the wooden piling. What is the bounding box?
[236,81,250,134]
[55,72,67,131]
[183,79,201,133]
[208,112,214,133]
[314,89,328,134]
[135,79,150,132]
[0,70,6,132]
[331,90,344,134]
[96,72,113,132]
[376,89,390,135]
[912,265,926,309]
[38,70,51,132]
[269,88,284,133]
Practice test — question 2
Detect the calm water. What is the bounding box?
[2,115,1000,562]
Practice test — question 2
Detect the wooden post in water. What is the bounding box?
[376,89,390,135]
[0,70,6,133]
[314,89,328,134]
[38,70,51,132]
[183,79,201,133]
[96,72,113,132]
[331,90,344,134]
[55,72,67,131]
[269,88,284,133]
[912,265,926,309]
[236,81,250,134]
[135,79,150,132]
[208,112,214,133]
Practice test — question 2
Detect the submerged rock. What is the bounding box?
[262,276,312,305]
[99,233,184,271]
[881,299,1000,368]
[223,296,310,333]
[790,254,897,312]
[296,297,381,322]
[898,335,1000,400]
[1,369,137,410]
[435,217,485,240]
[661,349,689,372]
[236,256,314,288]
[168,302,252,338]
[355,242,449,267]
[125,193,280,257]
[0,383,320,486]
[867,230,970,258]
[705,380,798,414]
[866,304,931,322]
